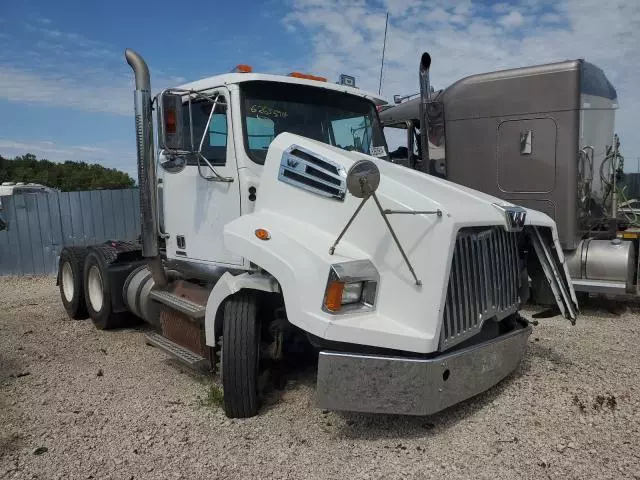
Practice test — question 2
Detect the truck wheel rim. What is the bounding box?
[61,262,74,302]
[87,265,104,312]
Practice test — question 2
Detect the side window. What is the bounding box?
[183,96,228,166]
[384,125,412,161]
[208,113,227,148]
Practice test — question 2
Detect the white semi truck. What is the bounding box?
[57,49,577,418]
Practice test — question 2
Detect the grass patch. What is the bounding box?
[201,384,225,409]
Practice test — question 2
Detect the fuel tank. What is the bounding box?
[566,238,635,292]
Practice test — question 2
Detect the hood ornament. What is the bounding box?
[329,159,443,286]
[493,204,527,232]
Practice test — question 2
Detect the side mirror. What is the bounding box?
[157,92,184,151]
[393,95,403,104]
[346,160,380,198]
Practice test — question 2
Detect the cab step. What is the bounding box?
[149,289,206,319]
[144,331,208,370]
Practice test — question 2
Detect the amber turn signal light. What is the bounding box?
[324,281,345,312]
[255,228,271,241]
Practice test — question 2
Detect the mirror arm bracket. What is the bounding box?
[383,209,442,217]
[329,177,440,286]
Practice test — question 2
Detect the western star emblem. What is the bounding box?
[286,157,299,169]
[493,204,527,232]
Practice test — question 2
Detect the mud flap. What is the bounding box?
[527,226,578,323]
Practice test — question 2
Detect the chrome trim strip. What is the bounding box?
[315,323,532,416]
[330,259,379,283]
[572,278,626,295]
[278,145,347,201]
[165,258,243,283]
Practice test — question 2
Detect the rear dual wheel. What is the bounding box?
[83,251,127,330]
[59,247,89,320]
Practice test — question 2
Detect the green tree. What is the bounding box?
[0,153,135,191]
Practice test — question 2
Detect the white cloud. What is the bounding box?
[498,11,525,28]
[23,23,119,58]
[0,22,183,117]
[284,0,640,169]
[0,65,132,115]
[424,8,451,23]
[540,12,563,23]
[453,0,473,16]
[382,0,421,17]
[492,3,511,13]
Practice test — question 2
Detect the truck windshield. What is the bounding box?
[240,81,388,164]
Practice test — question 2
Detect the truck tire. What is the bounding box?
[58,247,89,320]
[83,251,127,330]
[222,291,261,418]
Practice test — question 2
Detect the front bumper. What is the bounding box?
[315,321,532,416]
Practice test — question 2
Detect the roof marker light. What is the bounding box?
[233,64,253,73]
[288,72,327,82]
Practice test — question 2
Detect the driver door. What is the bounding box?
[160,87,243,268]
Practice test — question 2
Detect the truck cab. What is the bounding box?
[157,70,388,272]
[57,49,578,419]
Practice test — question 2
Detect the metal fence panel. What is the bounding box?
[89,190,105,242]
[101,190,116,245]
[0,188,140,276]
[79,191,96,246]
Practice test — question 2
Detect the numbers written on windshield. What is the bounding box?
[249,105,288,118]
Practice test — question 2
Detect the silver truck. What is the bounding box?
[381,52,632,301]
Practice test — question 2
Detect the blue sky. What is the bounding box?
[1,0,639,179]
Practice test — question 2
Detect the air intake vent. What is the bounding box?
[291,148,340,175]
[278,145,346,200]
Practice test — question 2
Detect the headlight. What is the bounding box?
[323,260,379,314]
[342,282,363,304]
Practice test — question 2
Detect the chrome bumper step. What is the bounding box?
[149,290,205,319]
[144,332,208,370]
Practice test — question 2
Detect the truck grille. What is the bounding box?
[440,226,521,350]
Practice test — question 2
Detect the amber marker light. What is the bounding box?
[255,228,271,240]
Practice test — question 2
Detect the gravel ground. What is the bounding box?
[1,276,639,480]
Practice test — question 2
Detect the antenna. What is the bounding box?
[378,12,389,95]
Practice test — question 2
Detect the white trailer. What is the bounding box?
[57,49,577,418]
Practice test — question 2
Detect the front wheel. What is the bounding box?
[222,291,261,418]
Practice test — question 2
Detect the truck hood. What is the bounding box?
[266,133,522,223]
[223,132,576,354]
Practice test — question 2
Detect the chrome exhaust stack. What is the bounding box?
[125,49,167,287]
[418,52,431,173]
